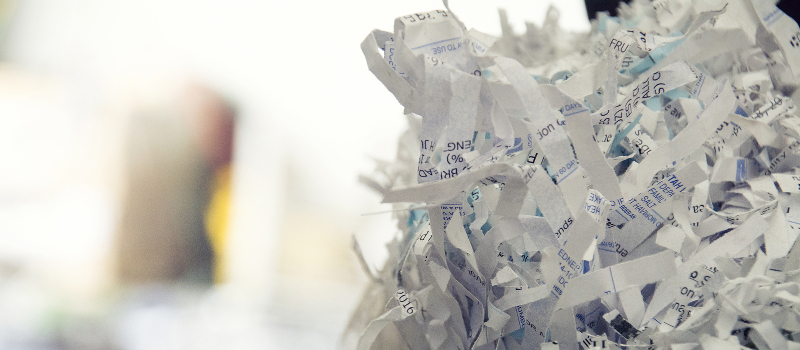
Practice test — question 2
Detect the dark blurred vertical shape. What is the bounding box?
[115,84,235,285]
[584,0,629,19]
[185,84,236,284]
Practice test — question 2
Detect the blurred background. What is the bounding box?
[0,0,596,349]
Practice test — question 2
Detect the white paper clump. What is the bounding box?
[344,1,800,349]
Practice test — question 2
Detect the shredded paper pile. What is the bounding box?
[346,0,800,349]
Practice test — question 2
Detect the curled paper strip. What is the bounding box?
[347,1,800,349]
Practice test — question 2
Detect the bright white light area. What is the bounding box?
[448,0,591,35]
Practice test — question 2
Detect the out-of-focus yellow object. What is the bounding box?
[205,165,232,284]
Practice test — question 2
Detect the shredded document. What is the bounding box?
[346,1,800,349]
